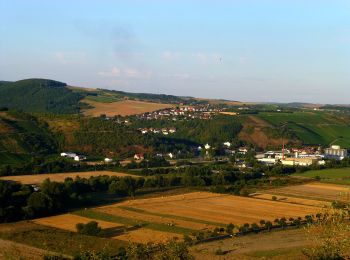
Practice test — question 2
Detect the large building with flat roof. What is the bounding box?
[324,145,348,160]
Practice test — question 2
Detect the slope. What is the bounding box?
[0,79,85,114]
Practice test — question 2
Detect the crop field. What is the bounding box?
[268,182,350,202]
[256,111,350,147]
[66,192,322,243]
[32,214,123,232]
[191,228,309,259]
[0,171,139,184]
[116,228,181,243]
[82,99,174,116]
[251,193,330,207]
[293,167,350,185]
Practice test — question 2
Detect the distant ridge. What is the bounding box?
[0,78,84,114]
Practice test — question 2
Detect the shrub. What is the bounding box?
[76,221,101,236]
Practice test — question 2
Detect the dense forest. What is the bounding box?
[132,115,243,145]
[0,79,85,114]
[73,118,156,157]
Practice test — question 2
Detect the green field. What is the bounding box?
[257,111,350,147]
[293,167,350,185]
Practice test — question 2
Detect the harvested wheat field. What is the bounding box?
[99,192,321,226]
[97,206,218,230]
[115,228,181,244]
[32,214,123,232]
[0,171,138,184]
[251,193,330,207]
[83,99,174,116]
[268,182,350,202]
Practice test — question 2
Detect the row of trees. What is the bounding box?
[0,175,141,222]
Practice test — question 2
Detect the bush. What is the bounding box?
[76,221,101,236]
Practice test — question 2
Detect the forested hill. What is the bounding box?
[0,79,85,114]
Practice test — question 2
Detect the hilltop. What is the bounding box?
[0,79,84,114]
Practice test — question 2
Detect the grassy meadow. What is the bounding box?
[293,167,350,185]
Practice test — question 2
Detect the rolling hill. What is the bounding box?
[0,79,85,114]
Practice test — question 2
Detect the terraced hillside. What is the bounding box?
[255,111,350,147]
[0,111,57,165]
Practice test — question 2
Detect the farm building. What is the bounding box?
[74,155,86,162]
[134,154,144,160]
[324,145,348,160]
[281,157,320,167]
[60,152,77,158]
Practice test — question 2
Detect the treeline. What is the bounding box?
[0,175,142,222]
[0,157,113,176]
[0,164,266,222]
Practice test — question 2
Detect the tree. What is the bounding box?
[76,221,101,236]
[226,223,235,234]
[26,192,53,217]
[251,223,260,233]
[265,221,273,231]
[303,209,350,259]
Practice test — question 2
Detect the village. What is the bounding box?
[60,142,349,169]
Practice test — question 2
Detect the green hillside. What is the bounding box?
[0,79,85,114]
[293,167,350,185]
[0,110,57,165]
[256,111,350,147]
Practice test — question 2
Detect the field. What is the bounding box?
[0,221,125,257]
[82,99,174,116]
[251,193,330,207]
[32,213,123,232]
[267,182,350,202]
[191,228,309,259]
[256,111,350,147]
[0,170,139,184]
[293,167,350,185]
[42,191,323,244]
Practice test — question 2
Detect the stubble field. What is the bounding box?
[0,171,138,184]
[83,99,174,116]
[44,191,323,244]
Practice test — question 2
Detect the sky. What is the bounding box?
[0,0,349,103]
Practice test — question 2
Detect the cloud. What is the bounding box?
[193,52,222,63]
[161,51,181,61]
[162,73,190,79]
[54,52,86,64]
[97,67,121,77]
[98,67,151,79]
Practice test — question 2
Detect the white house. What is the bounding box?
[74,155,86,162]
[223,142,231,148]
[168,153,174,159]
[204,143,211,150]
[60,152,77,158]
[104,158,113,163]
[169,128,176,134]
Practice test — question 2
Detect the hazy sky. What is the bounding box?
[1,1,349,103]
